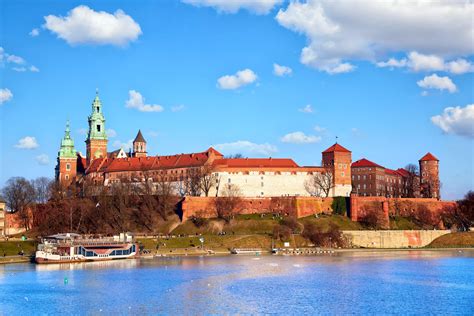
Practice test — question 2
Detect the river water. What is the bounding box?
[0,250,473,315]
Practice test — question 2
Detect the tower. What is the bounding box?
[132,130,147,157]
[56,120,77,186]
[85,91,108,164]
[419,153,440,199]
[322,143,352,197]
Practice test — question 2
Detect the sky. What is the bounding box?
[0,0,473,200]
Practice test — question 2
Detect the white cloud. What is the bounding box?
[314,125,326,132]
[182,0,283,14]
[276,1,473,74]
[281,131,321,144]
[35,154,50,165]
[113,139,134,149]
[106,129,117,137]
[377,52,474,74]
[0,88,13,104]
[126,90,164,112]
[298,104,313,113]
[445,59,474,75]
[44,5,142,46]
[15,136,39,149]
[376,58,407,69]
[12,67,27,72]
[171,105,185,112]
[421,91,429,97]
[431,104,474,138]
[214,140,278,156]
[30,28,40,37]
[273,63,292,76]
[417,74,457,93]
[6,54,25,64]
[217,69,257,90]
[29,65,40,72]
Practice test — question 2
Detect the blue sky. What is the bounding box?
[1,0,473,199]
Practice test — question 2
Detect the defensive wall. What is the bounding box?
[343,230,450,248]
[179,196,334,221]
[350,195,456,228]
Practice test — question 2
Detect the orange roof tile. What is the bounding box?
[212,158,299,169]
[351,158,383,168]
[322,143,351,153]
[419,152,439,161]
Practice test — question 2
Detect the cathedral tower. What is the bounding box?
[56,120,77,186]
[133,130,147,157]
[85,91,108,164]
[321,143,352,197]
[419,153,440,199]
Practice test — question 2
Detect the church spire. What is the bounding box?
[59,120,76,158]
[86,90,108,162]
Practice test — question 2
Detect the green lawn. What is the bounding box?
[0,241,37,256]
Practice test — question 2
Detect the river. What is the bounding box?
[1,250,473,315]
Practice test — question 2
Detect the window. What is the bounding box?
[97,124,101,132]
[341,172,345,177]
[261,182,264,187]
[228,178,231,183]
[363,184,366,189]
[66,163,71,170]
[65,175,69,180]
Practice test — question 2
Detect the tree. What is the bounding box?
[331,197,347,216]
[1,177,36,230]
[199,165,217,197]
[359,202,386,229]
[404,164,419,198]
[304,168,334,197]
[32,177,53,204]
[215,184,243,222]
[225,153,243,159]
[302,223,345,248]
[154,174,176,221]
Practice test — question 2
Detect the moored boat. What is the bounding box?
[35,232,139,264]
[230,248,262,255]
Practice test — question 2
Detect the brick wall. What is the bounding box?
[181,196,334,221]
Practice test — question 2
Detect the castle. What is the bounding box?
[56,92,440,199]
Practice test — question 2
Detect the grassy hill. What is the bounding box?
[427,232,474,248]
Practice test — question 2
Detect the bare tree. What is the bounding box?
[404,164,419,198]
[215,184,243,222]
[1,177,36,230]
[225,153,243,158]
[154,174,176,221]
[185,168,202,197]
[304,169,333,197]
[199,165,216,197]
[32,177,53,204]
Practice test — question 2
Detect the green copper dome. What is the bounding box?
[87,91,107,141]
[59,120,77,159]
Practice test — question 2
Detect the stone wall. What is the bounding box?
[180,196,334,221]
[350,195,456,228]
[343,230,450,248]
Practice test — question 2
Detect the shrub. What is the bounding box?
[190,216,208,228]
[273,225,292,241]
[280,217,302,233]
[302,223,345,247]
[331,196,347,216]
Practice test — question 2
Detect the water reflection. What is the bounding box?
[0,250,473,315]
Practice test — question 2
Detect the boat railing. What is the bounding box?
[44,239,134,246]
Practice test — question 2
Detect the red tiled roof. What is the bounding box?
[85,148,219,174]
[385,168,400,176]
[395,168,411,177]
[351,158,384,168]
[212,158,299,169]
[322,143,351,153]
[419,152,439,161]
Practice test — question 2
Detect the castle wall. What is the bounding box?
[181,196,334,221]
[343,230,450,248]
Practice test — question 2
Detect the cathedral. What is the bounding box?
[56,92,439,198]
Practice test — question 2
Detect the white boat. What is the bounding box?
[35,233,139,264]
[230,248,262,255]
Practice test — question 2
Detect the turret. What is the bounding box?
[132,130,147,157]
[85,90,108,164]
[56,120,77,186]
[419,153,440,199]
[321,143,352,197]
